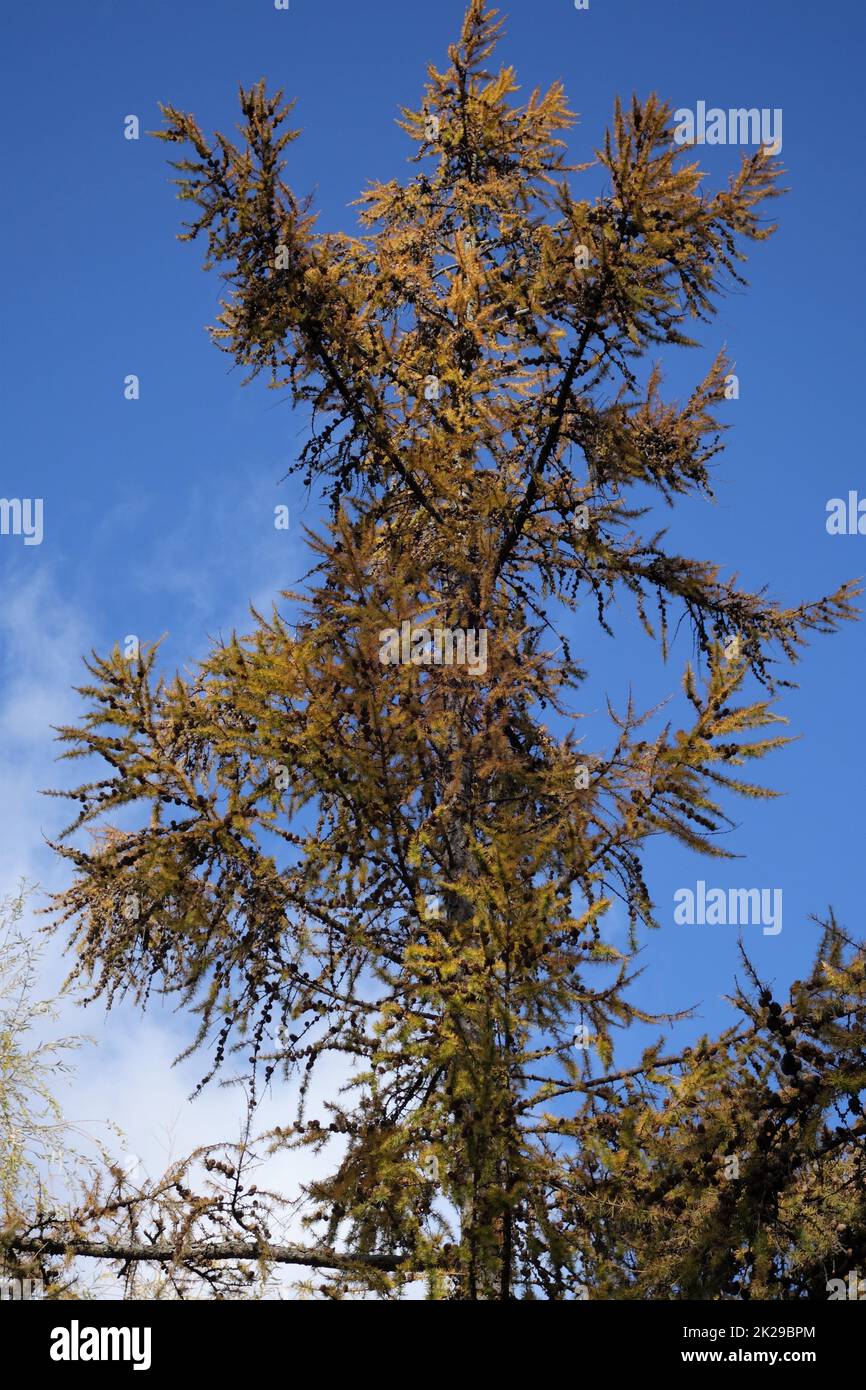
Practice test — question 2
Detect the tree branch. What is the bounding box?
[9,1235,409,1274]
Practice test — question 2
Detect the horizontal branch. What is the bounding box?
[9,1235,409,1274]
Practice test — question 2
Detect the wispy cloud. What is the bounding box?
[0,565,331,1253]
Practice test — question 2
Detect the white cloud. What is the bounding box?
[0,567,338,1288]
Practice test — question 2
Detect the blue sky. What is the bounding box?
[2,0,865,1166]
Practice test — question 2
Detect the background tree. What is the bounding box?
[0,885,83,1230]
[40,2,862,1299]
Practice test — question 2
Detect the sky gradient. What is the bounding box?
[2,0,864,1194]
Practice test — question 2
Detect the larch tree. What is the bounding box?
[25,2,864,1299]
